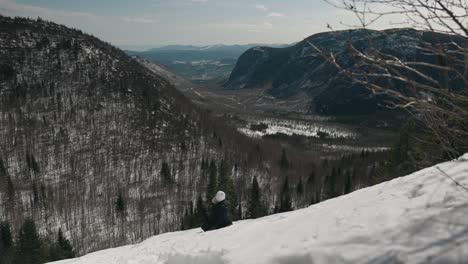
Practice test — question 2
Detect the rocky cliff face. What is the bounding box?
[225,28,464,116]
[0,16,297,255]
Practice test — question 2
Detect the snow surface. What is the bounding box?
[238,118,357,139]
[52,154,468,264]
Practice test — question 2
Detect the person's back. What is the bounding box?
[201,191,232,231]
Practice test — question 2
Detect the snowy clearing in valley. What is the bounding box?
[238,117,357,139]
[320,144,390,153]
[51,154,468,264]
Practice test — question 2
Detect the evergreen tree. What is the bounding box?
[26,152,40,174]
[246,176,267,219]
[0,157,6,178]
[190,201,195,227]
[14,218,43,264]
[160,161,172,183]
[56,228,75,259]
[217,159,238,219]
[115,192,126,217]
[201,157,208,173]
[307,171,317,205]
[0,221,13,248]
[206,159,217,200]
[0,221,13,264]
[32,181,39,206]
[322,158,329,168]
[296,178,304,196]
[273,203,279,214]
[278,177,293,213]
[47,228,75,261]
[181,201,197,230]
[344,171,353,194]
[6,175,14,202]
[323,168,339,200]
[330,168,337,197]
[181,207,191,230]
[279,148,290,170]
[193,195,207,227]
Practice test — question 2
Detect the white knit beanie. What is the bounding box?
[212,191,226,204]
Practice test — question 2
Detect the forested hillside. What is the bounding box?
[54,153,468,264]
[0,15,279,257]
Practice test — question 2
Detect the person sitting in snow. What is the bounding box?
[201,191,232,231]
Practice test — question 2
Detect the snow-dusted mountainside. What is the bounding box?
[132,56,193,90]
[53,154,468,264]
[0,16,300,256]
[226,28,464,116]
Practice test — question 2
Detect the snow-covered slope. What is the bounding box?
[53,154,468,264]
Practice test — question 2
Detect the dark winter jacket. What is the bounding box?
[201,201,232,231]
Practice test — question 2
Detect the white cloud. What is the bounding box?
[191,0,209,3]
[254,4,268,12]
[266,12,286,18]
[204,21,274,33]
[122,16,158,24]
[0,0,97,19]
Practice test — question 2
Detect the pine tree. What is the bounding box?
[14,218,43,264]
[187,202,196,230]
[56,228,75,259]
[323,168,339,200]
[217,159,238,219]
[193,195,207,227]
[206,159,217,200]
[344,171,353,194]
[296,178,304,196]
[181,207,191,230]
[160,161,172,183]
[0,221,12,248]
[307,171,317,205]
[0,157,6,178]
[246,177,267,219]
[278,177,293,213]
[181,201,196,230]
[201,157,208,172]
[115,192,126,217]
[0,221,13,264]
[26,152,40,174]
[279,148,290,170]
[6,175,14,202]
[32,181,39,206]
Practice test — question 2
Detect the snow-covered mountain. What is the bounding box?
[52,154,468,264]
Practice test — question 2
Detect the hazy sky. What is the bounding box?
[0,0,403,49]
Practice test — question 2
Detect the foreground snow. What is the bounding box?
[53,154,468,264]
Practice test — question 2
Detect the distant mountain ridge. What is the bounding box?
[126,43,289,83]
[134,43,290,53]
[225,28,464,116]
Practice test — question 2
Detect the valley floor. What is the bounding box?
[52,154,468,264]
